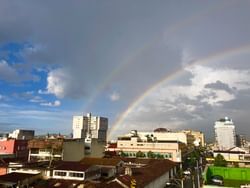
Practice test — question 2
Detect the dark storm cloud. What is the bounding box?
[0,0,186,99]
[205,80,233,94]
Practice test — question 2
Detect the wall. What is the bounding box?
[86,139,105,158]
[63,139,85,161]
[0,167,7,175]
[0,140,15,154]
[206,166,250,181]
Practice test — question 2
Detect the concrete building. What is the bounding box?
[72,113,108,142]
[8,129,34,140]
[214,117,236,150]
[116,130,188,162]
[180,130,205,147]
[28,139,85,162]
[28,138,105,162]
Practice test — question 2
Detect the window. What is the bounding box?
[54,171,67,176]
[69,172,84,178]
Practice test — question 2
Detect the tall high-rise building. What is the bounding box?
[72,113,108,142]
[214,117,236,150]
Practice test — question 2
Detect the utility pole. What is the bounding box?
[196,160,200,188]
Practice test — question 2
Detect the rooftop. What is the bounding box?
[55,161,92,171]
[28,139,64,149]
[0,172,40,183]
[80,157,123,166]
[117,158,177,187]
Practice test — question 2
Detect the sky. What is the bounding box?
[0,1,250,141]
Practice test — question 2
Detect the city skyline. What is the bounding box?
[0,1,250,140]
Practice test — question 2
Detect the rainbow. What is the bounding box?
[107,44,250,140]
[81,1,233,112]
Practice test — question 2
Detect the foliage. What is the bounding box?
[136,151,146,158]
[147,151,155,158]
[214,154,227,167]
[120,151,128,157]
[156,153,164,159]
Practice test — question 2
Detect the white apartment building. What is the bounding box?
[214,117,236,150]
[72,113,108,142]
[116,130,188,162]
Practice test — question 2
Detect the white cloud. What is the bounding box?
[38,89,49,95]
[46,69,69,98]
[46,68,86,99]
[29,96,45,103]
[110,91,120,101]
[40,100,61,107]
[153,65,250,106]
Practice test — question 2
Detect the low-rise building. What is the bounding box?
[0,139,29,159]
[116,130,187,162]
[98,158,177,188]
[80,157,124,178]
[28,138,105,162]
[213,147,250,167]
[52,161,101,181]
[28,138,85,162]
[28,139,64,162]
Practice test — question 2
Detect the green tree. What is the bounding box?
[214,154,227,167]
[120,151,127,157]
[136,151,145,158]
[147,151,155,158]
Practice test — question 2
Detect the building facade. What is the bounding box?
[116,131,187,162]
[72,113,108,142]
[214,117,236,150]
[180,130,205,147]
[28,139,85,162]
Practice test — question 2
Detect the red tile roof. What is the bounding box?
[55,161,91,171]
[80,157,122,166]
[118,158,177,187]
